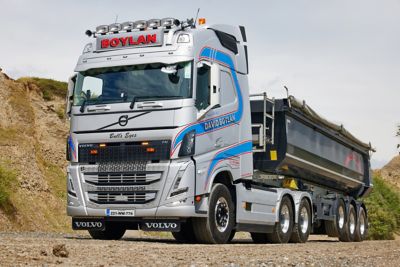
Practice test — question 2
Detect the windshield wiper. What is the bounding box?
[79,90,91,113]
[130,96,183,109]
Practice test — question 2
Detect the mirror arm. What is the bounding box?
[197,104,220,121]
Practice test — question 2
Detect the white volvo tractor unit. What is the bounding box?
[66,18,373,243]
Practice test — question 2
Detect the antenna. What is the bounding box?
[194,8,200,27]
[115,14,119,23]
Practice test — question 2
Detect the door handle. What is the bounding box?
[87,105,111,112]
[137,102,163,108]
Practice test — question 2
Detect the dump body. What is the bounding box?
[251,97,372,198]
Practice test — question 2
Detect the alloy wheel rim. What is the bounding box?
[338,206,345,229]
[299,206,309,234]
[215,197,229,232]
[280,204,290,233]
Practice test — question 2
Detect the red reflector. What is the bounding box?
[146,147,155,153]
[195,195,202,202]
[90,149,98,155]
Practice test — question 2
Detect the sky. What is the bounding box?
[0,0,399,168]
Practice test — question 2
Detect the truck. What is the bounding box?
[66,17,373,244]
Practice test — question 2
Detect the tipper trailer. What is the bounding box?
[66,18,373,243]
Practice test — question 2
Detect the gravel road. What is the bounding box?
[0,232,399,266]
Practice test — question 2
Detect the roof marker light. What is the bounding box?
[198,18,206,25]
[147,19,161,29]
[121,21,134,32]
[109,23,122,33]
[96,25,109,35]
[134,20,147,31]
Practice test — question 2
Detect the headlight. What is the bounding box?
[178,130,196,157]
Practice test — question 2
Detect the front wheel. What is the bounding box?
[171,219,197,243]
[266,196,294,243]
[88,223,126,240]
[192,183,235,244]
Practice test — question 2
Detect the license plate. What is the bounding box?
[106,209,135,217]
[141,221,181,232]
[72,218,105,230]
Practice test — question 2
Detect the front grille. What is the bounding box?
[88,192,156,204]
[82,161,166,206]
[85,172,162,186]
[78,140,171,163]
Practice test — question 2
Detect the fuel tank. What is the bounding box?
[251,96,373,198]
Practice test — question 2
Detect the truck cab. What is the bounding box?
[67,18,255,243]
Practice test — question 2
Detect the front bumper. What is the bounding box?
[67,159,206,220]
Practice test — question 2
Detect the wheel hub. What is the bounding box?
[280,204,290,233]
[215,197,229,232]
[299,206,309,234]
[338,206,345,229]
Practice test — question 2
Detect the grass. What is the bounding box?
[0,163,18,213]
[364,176,400,240]
[56,106,65,120]
[18,77,67,101]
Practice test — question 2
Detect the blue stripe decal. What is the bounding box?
[206,141,253,181]
[172,47,243,151]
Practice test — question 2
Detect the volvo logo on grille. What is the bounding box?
[118,115,129,126]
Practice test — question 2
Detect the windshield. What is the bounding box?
[73,61,192,105]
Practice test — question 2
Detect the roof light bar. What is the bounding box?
[147,19,161,29]
[96,25,109,35]
[121,21,134,32]
[134,20,147,31]
[109,23,122,33]
[161,18,180,29]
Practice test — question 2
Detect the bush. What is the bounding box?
[364,176,400,240]
[18,77,67,101]
[0,164,17,210]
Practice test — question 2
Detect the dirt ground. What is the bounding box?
[0,232,399,266]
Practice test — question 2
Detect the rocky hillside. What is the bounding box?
[0,69,69,232]
[378,155,400,190]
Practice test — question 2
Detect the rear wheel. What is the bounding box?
[266,196,294,243]
[88,223,126,240]
[171,219,197,243]
[326,198,347,238]
[290,198,311,243]
[354,206,368,242]
[192,183,235,244]
[339,203,356,242]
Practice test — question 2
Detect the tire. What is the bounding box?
[266,196,294,243]
[290,198,311,243]
[250,232,268,243]
[88,223,126,240]
[192,183,235,244]
[171,219,197,243]
[228,229,236,243]
[325,220,338,237]
[354,206,368,242]
[339,203,356,242]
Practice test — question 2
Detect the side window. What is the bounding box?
[220,70,236,106]
[195,64,211,111]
